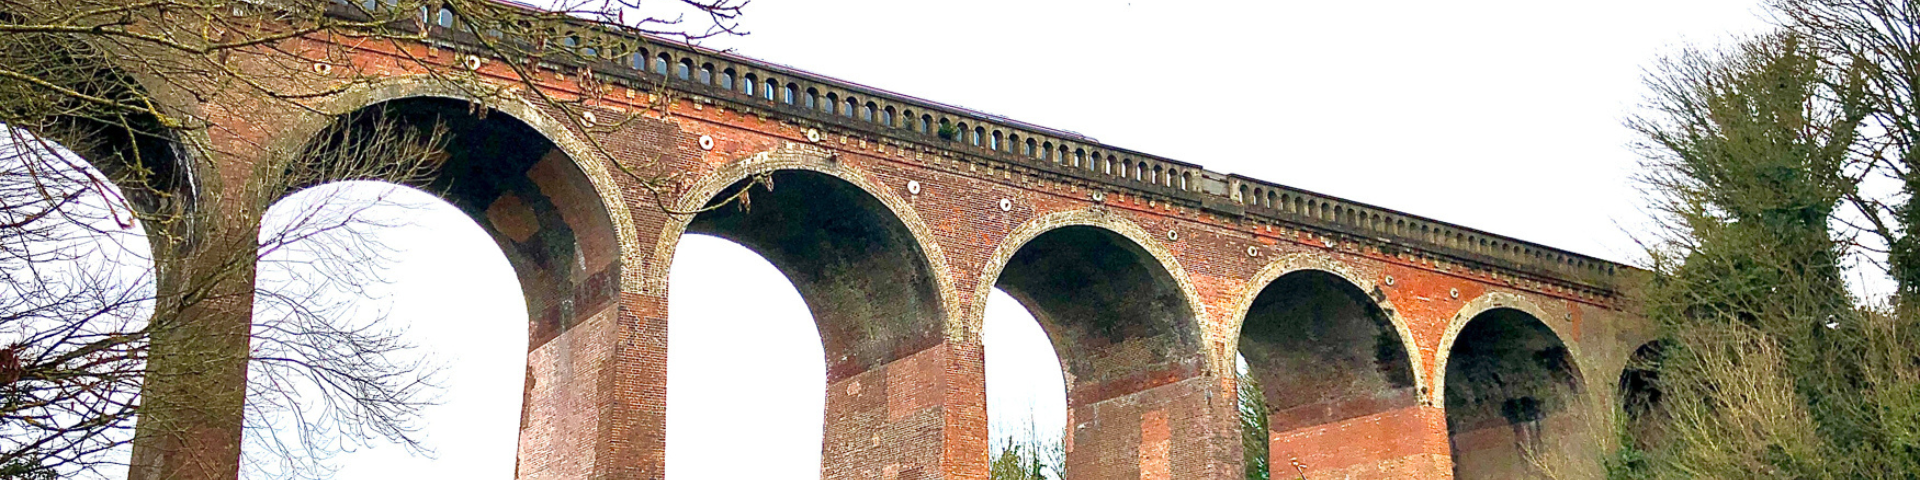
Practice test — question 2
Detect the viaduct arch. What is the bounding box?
[63,8,1657,479]
[651,145,964,479]
[977,209,1210,479]
[1438,295,1587,479]
[1226,257,1434,477]
[273,91,631,479]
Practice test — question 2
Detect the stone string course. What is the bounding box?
[343,0,1627,296]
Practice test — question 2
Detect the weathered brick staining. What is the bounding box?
[125,13,1654,478]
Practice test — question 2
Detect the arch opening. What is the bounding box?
[683,170,944,380]
[983,287,1068,480]
[1615,340,1666,463]
[674,168,947,477]
[1235,270,1416,477]
[665,234,825,478]
[250,181,528,478]
[1443,308,1581,479]
[268,97,623,478]
[1618,342,1663,424]
[990,225,1202,478]
[0,129,158,478]
[305,98,622,347]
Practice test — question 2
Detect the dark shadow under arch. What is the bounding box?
[1444,308,1581,479]
[1238,270,1416,429]
[684,170,945,380]
[990,225,1203,479]
[287,97,627,480]
[1236,270,1417,476]
[298,97,621,349]
[675,169,948,479]
[1616,340,1666,459]
[6,30,190,218]
[1619,341,1664,423]
[995,226,1201,399]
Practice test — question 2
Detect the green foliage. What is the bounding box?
[1603,436,1652,480]
[1767,0,1920,298]
[1237,359,1270,480]
[0,460,54,480]
[1605,9,1920,478]
[989,434,1062,480]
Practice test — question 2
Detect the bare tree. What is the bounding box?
[1,115,450,479]
[0,0,751,478]
[233,116,449,480]
[0,127,152,479]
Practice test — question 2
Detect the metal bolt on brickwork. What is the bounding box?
[311,62,332,75]
[1091,191,1106,202]
[998,198,1013,211]
[1166,229,1179,241]
[805,128,822,142]
[906,180,921,195]
[698,135,714,151]
[463,54,482,71]
[1449,288,1460,299]
[1246,245,1260,257]
[1384,276,1395,286]
[581,111,598,128]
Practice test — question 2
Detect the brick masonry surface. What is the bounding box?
[146,27,1656,480]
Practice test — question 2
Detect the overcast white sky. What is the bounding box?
[262,1,1781,478]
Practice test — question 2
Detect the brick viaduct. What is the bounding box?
[63,4,1654,479]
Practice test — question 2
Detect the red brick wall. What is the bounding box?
[184,38,1645,479]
